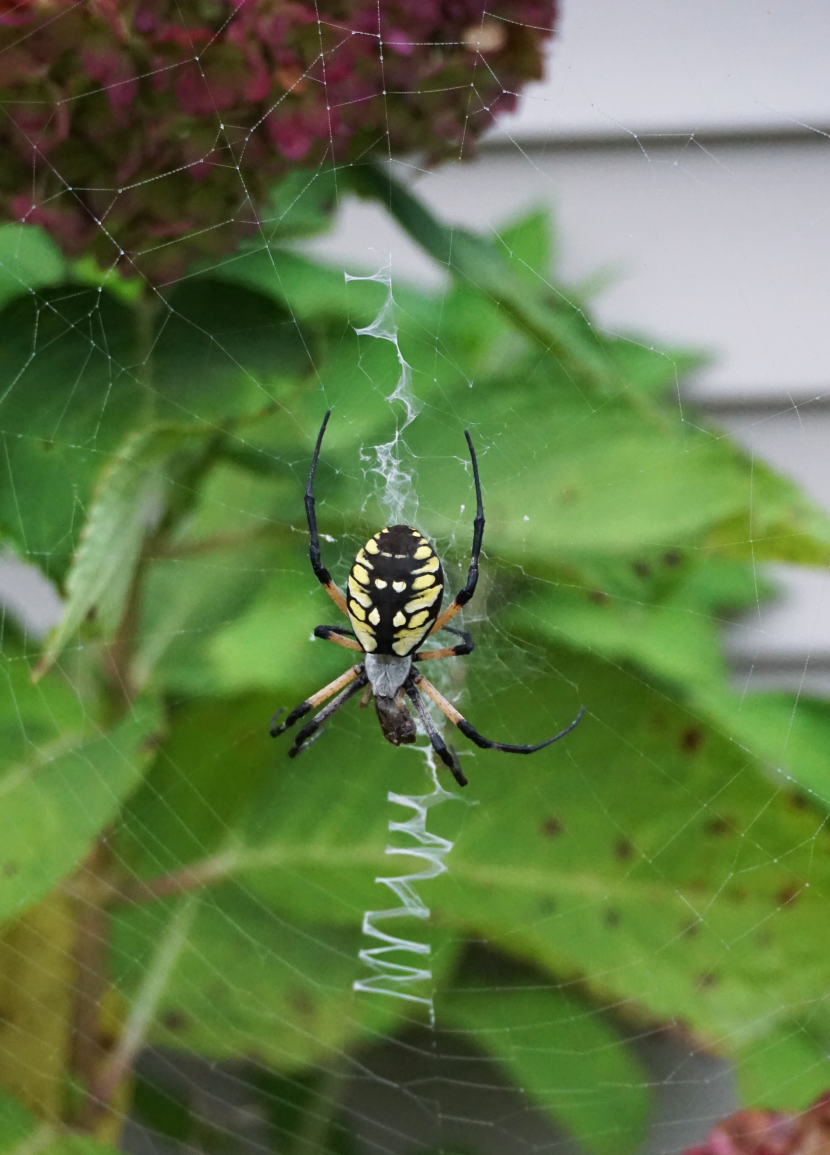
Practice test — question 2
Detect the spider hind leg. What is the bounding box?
[405,680,468,787]
[415,671,584,755]
[271,664,364,737]
[287,673,369,758]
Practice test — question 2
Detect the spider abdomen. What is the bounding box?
[346,524,444,656]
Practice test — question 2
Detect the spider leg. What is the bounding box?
[271,664,364,737]
[314,624,363,653]
[414,626,474,662]
[414,672,585,754]
[305,410,349,617]
[288,673,369,758]
[405,680,468,787]
[429,429,484,636]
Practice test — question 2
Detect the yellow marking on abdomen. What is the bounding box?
[405,586,441,614]
[349,601,366,621]
[413,555,440,574]
[348,578,372,608]
[364,538,380,555]
[408,610,429,628]
[413,545,432,560]
[355,627,377,652]
[392,580,407,593]
[393,611,406,627]
[368,607,380,626]
[352,563,370,586]
[411,574,435,591]
[375,578,387,589]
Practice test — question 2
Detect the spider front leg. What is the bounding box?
[413,672,585,754]
[414,626,474,662]
[313,624,363,653]
[271,664,364,737]
[305,410,349,618]
[429,430,484,636]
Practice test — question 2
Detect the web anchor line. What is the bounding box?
[353,757,458,1022]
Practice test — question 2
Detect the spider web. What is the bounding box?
[2,3,830,1154]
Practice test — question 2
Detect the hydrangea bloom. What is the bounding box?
[0,0,556,279]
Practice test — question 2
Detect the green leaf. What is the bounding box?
[135,543,282,695]
[207,561,350,695]
[0,655,161,925]
[111,886,435,1068]
[441,978,650,1155]
[257,166,339,242]
[129,648,830,1068]
[495,208,553,277]
[0,1090,120,1155]
[697,691,830,808]
[736,1019,830,1111]
[508,556,765,696]
[0,289,144,579]
[0,1089,38,1151]
[116,694,279,876]
[0,225,66,313]
[152,277,313,423]
[208,247,385,329]
[35,424,210,679]
[349,163,612,386]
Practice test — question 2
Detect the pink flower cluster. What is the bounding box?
[0,0,556,281]
[684,1093,830,1155]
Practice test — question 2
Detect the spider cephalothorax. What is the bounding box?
[271,411,584,786]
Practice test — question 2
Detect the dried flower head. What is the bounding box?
[684,1093,830,1155]
[0,0,557,280]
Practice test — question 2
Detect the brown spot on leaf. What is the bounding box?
[541,816,563,838]
[289,989,315,1017]
[680,921,699,938]
[698,972,718,990]
[605,909,620,927]
[589,589,608,605]
[614,839,635,861]
[704,816,735,837]
[161,1009,189,1032]
[789,793,810,811]
[680,727,704,754]
[2,862,18,878]
[633,561,651,578]
[85,606,97,623]
[730,887,748,903]
[777,883,801,908]
[663,551,683,567]
[538,897,556,916]
[140,732,164,754]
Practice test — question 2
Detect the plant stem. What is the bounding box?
[69,844,112,1093]
[82,895,198,1130]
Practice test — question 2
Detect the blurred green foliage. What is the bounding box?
[2,168,830,1151]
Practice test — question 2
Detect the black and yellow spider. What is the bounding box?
[271,411,584,786]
